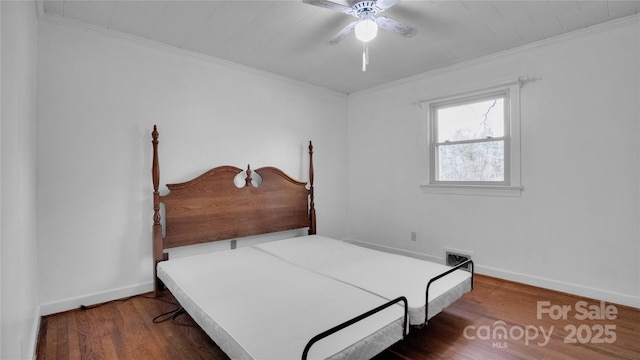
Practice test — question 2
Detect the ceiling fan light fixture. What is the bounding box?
[355,18,378,42]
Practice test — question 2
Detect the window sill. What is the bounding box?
[420,183,523,197]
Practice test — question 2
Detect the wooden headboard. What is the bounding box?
[151,126,316,295]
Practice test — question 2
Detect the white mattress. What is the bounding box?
[255,235,472,325]
[157,247,405,360]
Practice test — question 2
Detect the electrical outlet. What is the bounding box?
[411,232,417,241]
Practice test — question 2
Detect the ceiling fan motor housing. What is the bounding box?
[353,1,378,19]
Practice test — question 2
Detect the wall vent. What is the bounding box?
[446,251,472,271]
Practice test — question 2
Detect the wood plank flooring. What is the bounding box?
[36,275,640,359]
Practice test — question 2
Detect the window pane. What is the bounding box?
[437,140,504,181]
[437,97,504,142]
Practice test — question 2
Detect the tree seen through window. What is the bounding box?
[435,97,506,182]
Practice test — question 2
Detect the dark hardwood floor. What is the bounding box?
[37,275,640,359]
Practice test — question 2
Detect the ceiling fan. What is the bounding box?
[302,0,417,71]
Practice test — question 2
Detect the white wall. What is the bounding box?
[347,17,640,307]
[32,1,640,323]
[1,0,40,358]
[36,17,348,314]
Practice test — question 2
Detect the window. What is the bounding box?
[434,92,507,183]
[421,82,522,196]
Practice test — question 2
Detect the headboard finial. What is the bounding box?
[245,164,253,188]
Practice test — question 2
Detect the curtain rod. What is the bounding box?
[412,76,539,107]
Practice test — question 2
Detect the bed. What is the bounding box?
[150,126,473,359]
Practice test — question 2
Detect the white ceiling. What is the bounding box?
[41,0,640,94]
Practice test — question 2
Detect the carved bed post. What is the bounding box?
[308,141,316,235]
[152,125,164,297]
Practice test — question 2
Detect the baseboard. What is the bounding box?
[345,238,443,263]
[343,238,639,309]
[477,265,640,309]
[39,281,154,316]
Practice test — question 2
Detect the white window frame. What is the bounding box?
[420,82,522,197]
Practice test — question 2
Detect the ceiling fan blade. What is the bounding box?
[376,16,417,37]
[303,0,354,15]
[329,21,357,44]
[375,0,400,11]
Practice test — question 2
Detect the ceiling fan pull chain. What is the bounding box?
[366,43,370,65]
[362,42,369,72]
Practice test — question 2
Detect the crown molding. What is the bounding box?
[352,13,640,97]
[37,12,348,99]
